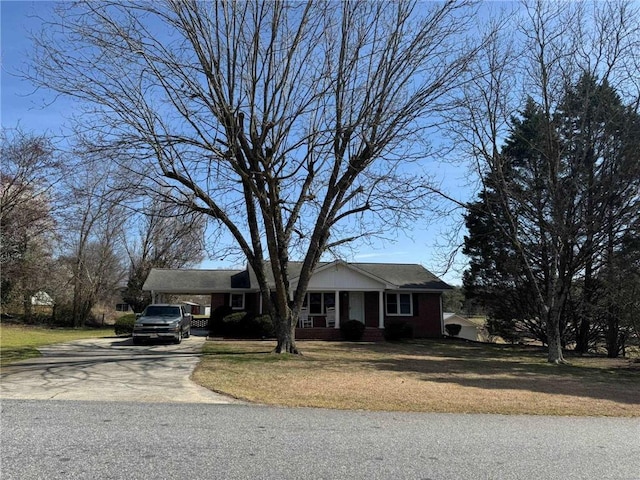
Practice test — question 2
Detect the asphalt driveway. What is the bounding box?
[0,336,240,404]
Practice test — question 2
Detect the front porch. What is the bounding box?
[294,288,384,341]
[297,290,386,330]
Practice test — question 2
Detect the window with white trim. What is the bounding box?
[386,292,412,316]
[303,292,335,315]
[230,293,245,310]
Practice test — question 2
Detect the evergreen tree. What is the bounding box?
[464,76,640,357]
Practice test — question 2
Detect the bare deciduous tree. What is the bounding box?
[58,151,128,327]
[30,0,483,352]
[123,197,205,313]
[0,129,59,315]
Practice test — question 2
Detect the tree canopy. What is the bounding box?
[448,0,640,362]
[29,0,483,352]
[0,130,59,315]
[463,72,640,357]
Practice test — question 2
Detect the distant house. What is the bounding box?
[113,281,132,313]
[31,291,54,307]
[180,301,206,315]
[142,260,452,340]
[115,303,132,312]
[30,291,54,314]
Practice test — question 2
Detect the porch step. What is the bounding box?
[295,327,385,342]
[361,328,385,342]
[295,328,341,340]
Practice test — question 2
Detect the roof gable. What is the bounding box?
[298,261,392,290]
[444,313,475,327]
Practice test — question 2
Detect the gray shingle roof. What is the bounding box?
[143,261,451,293]
[349,263,452,290]
[142,268,248,294]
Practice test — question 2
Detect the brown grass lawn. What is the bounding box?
[192,339,640,416]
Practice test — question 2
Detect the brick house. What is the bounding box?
[142,260,451,340]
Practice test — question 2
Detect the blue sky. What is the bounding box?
[1,2,70,134]
[1,1,472,285]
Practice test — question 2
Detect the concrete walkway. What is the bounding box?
[0,336,241,404]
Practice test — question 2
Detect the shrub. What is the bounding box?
[445,323,462,337]
[210,308,275,339]
[486,317,522,344]
[340,319,365,341]
[52,303,97,327]
[114,314,136,336]
[219,311,253,338]
[24,312,56,326]
[384,320,414,341]
[16,309,76,328]
[209,305,234,336]
[220,312,274,338]
[248,314,275,338]
[221,311,248,337]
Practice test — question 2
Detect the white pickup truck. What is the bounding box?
[132,304,192,345]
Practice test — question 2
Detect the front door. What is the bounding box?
[349,292,365,323]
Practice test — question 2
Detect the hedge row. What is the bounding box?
[114,314,136,336]
[209,306,275,339]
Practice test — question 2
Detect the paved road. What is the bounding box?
[2,400,639,480]
[0,336,238,404]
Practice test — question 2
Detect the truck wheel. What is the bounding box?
[173,331,182,344]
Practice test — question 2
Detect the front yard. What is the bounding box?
[193,339,640,416]
[0,324,114,366]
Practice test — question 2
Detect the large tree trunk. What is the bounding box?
[255,263,302,354]
[576,252,594,354]
[546,319,565,364]
[604,305,621,359]
[274,312,299,354]
[575,317,591,355]
[72,285,87,328]
[262,259,304,355]
[546,304,567,364]
[22,294,33,320]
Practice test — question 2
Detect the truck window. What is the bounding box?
[145,306,181,316]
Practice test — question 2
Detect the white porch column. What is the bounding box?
[334,290,340,329]
[439,293,444,336]
[378,291,385,329]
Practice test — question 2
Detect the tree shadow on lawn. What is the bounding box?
[1,337,207,371]
[348,341,640,406]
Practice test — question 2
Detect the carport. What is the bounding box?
[142,268,258,329]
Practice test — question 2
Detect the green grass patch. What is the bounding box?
[0,324,114,366]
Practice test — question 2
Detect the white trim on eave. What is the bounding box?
[392,288,449,294]
[291,260,396,290]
